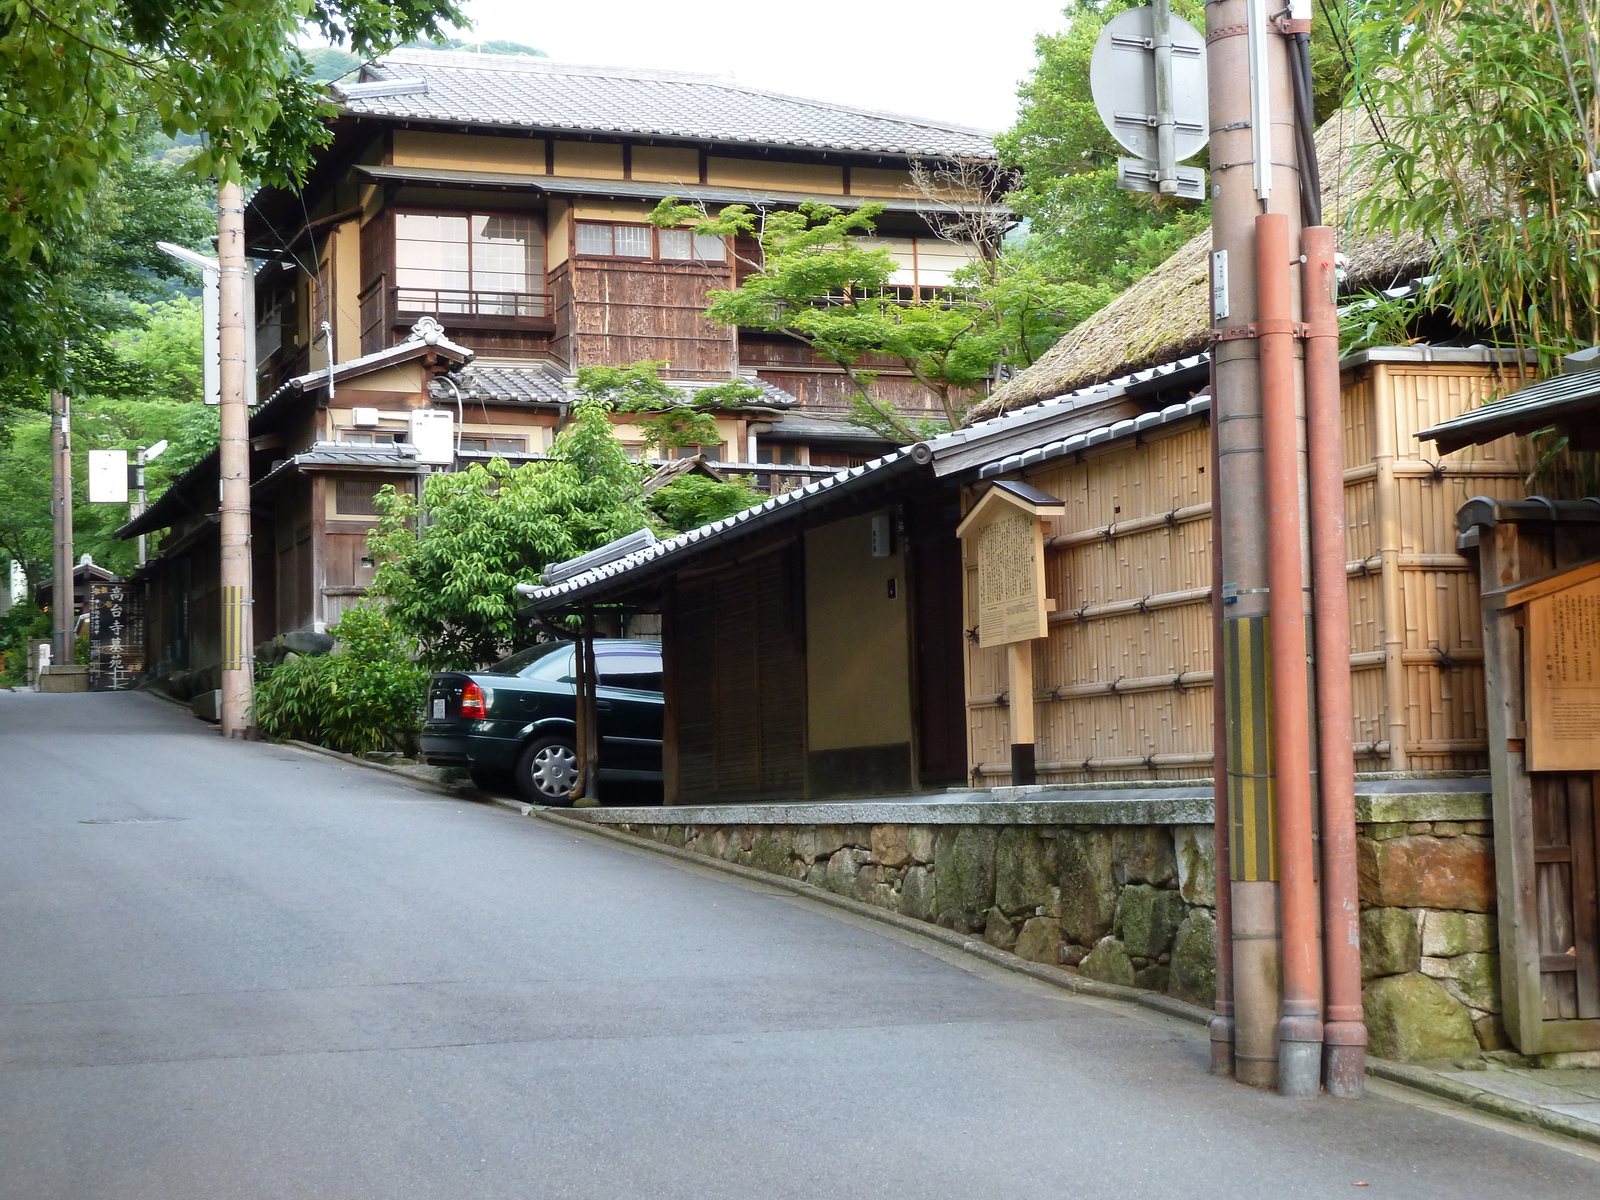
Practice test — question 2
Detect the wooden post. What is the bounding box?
[1008,640,1036,785]
[1477,520,1543,1051]
[217,178,255,737]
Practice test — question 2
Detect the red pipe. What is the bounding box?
[1257,212,1323,1096]
[1303,225,1367,1096]
[1208,354,1236,1076]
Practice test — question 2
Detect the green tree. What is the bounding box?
[646,473,762,531]
[650,199,1099,441]
[368,397,654,670]
[995,1,1210,297]
[1354,0,1600,364]
[573,361,763,456]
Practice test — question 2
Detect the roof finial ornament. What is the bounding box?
[408,315,445,345]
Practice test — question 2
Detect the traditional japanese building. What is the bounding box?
[119,51,1005,683]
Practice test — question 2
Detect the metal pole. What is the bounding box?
[217,179,255,737]
[1209,357,1237,1077]
[133,446,148,568]
[1153,0,1178,195]
[1259,211,1323,1096]
[50,388,74,664]
[1304,224,1367,1095]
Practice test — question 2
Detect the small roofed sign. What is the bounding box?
[957,480,1065,649]
[1518,565,1600,772]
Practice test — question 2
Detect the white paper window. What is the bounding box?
[613,225,652,257]
[395,212,545,316]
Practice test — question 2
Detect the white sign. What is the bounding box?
[87,449,129,503]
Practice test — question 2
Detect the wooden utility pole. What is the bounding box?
[217,180,255,736]
[49,387,74,665]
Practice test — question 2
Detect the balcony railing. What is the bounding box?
[394,287,552,319]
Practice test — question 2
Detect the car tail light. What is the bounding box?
[459,680,486,718]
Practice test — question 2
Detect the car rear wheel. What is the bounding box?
[515,735,579,805]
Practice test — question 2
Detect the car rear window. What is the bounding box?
[483,642,570,677]
[597,649,663,692]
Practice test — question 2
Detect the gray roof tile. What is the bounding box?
[343,51,997,160]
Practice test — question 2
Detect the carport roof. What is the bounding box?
[521,355,1212,610]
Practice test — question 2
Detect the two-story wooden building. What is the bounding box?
[249,49,1003,467]
[119,52,1004,687]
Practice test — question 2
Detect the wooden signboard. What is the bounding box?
[957,480,1064,649]
[87,581,145,692]
[1520,568,1600,772]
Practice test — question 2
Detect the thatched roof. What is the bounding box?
[973,107,1432,419]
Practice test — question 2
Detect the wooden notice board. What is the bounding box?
[1518,567,1600,772]
[957,480,1064,649]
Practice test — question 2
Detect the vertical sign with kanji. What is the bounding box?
[88,581,145,691]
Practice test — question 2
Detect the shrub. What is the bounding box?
[0,603,49,686]
[253,605,429,755]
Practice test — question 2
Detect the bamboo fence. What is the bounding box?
[965,361,1528,782]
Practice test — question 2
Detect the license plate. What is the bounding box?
[432,698,446,720]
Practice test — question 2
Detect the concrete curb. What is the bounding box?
[1365,1058,1600,1149]
[280,739,481,802]
[525,806,1206,1021]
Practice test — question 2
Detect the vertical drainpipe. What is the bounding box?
[1208,358,1237,1076]
[1258,212,1323,1096]
[1209,0,1285,1090]
[1305,226,1367,1094]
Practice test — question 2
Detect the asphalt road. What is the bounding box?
[2,690,1597,1199]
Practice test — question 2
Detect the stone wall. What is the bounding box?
[1358,815,1500,1062]
[577,781,1496,1065]
[609,816,1220,1011]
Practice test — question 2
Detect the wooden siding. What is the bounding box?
[669,545,806,804]
[564,257,735,376]
[965,361,1528,784]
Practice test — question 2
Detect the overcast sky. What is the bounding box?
[439,0,1072,133]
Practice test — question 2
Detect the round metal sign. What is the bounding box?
[1089,7,1210,162]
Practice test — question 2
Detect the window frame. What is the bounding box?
[392,207,549,316]
[572,220,728,265]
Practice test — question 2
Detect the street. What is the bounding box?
[1,690,1596,1199]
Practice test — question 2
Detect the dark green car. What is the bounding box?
[420,639,664,804]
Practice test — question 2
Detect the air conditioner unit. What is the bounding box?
[409,409,455,465]
[351,407,381,427]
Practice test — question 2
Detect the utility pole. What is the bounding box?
[1207,0,1311,1093]
[49,387,74,665]
[1205,0,1364,1098]
[217,179,255,737]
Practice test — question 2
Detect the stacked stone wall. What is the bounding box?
[1357,817,1500,1061]
[615,819,1220,1011]
[601,791,1500,1065]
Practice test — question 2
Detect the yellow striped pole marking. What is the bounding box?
[1225,615,1278,881]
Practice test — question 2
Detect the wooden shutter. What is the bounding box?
[1532,773,1600,1019]
[755,549,805,795]
[674,576,718,801]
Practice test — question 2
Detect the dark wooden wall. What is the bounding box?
[668,543,806,803]
[561,258,735,377]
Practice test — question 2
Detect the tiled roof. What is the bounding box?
[434,363,799,409]
[1417,362,1600,452]
[523,356,1213,607]
[339,50,997,160]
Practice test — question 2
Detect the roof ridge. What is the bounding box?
[373,50,998,139]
